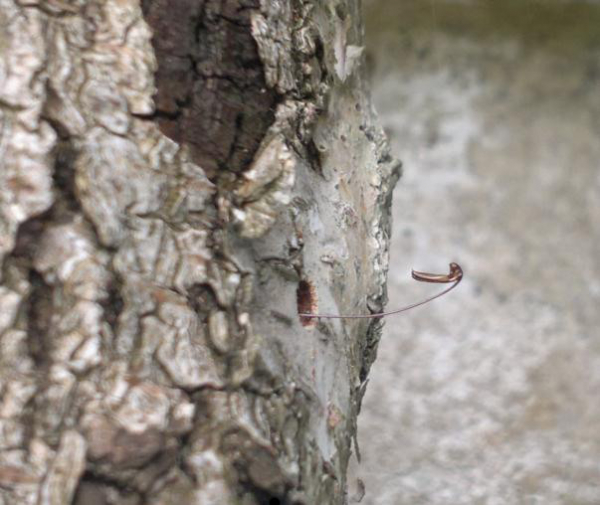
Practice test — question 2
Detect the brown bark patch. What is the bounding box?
[142,0,278,177]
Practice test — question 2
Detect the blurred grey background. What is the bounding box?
[350,1,600,503]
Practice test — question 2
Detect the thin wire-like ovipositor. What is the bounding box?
[298,262,463,320]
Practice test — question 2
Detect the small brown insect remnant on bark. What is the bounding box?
[297,279,318,327]
[299,262,463,320]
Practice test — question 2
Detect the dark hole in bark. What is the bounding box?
[297,279,317,327]
[187,283,218,321]
[52,141,80,212]
[101,281,124,335]
[240,482,287,505]
[26,269,53,369]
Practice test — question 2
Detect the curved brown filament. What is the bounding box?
[299,262,463,320]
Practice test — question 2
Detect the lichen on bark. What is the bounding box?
[0,0,399,504]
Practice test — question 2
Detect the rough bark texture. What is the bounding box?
[0,1,399,504]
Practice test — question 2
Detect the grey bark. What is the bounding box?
[0,1,399,504]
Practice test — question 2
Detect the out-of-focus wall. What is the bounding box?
[351,1,600,503]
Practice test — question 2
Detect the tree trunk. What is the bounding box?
[0,1,399,504]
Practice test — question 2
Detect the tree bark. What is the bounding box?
[0,1,399,504]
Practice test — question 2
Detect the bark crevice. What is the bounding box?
[143,0,279,176]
